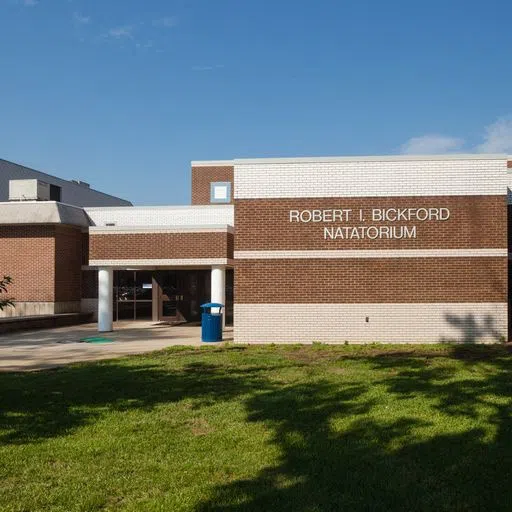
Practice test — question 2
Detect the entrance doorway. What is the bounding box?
[153,270,210,323]
[113,269,233,324]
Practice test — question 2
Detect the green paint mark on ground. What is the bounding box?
[80,337,114,344]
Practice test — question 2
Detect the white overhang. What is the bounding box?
[89,225,234,234]
[85,204,234,228]
[233,153,508,165]
[0,201,90,227]
[190,160,234,167]
[192,154,508,168]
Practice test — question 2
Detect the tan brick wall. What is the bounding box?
[235,258,507,304]
[235,196,507,251]
[234,303,507,343]
[0,225,56,302]
[191,166,234,205]
[89,231,233,260]
[234,157,505,199]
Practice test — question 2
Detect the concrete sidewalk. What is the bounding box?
[0,321,231,372]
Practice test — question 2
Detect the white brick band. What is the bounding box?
[85,205,234,228]
[90,225,234,235]
[191,160,234,167]
[234,303,508,344]
[235,249,507,259]
[89,258,232,267]
[235,158,507,198]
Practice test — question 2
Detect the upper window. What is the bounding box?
[49,184,61,202]
[210,182,231,203]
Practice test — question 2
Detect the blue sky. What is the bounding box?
[1,0,511,205]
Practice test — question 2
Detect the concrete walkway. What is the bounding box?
[0,321,231,372]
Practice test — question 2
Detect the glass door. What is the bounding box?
[159,271,182,321]
[134,271,153,319]
[156,270,212,322]
[115,271,135,320]
[114,270,153,321]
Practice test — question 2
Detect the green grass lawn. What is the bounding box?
[1,343,511,511]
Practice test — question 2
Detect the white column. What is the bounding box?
[211,265,226,328]
[98,267,113,332]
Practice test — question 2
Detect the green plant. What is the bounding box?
[0,276,14,311]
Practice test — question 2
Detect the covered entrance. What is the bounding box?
[153,270,210,322]
[89,205,234,333]
[113,269,233,324]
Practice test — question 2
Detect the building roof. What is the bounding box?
[192,153,508,167]
[0,158,132,207]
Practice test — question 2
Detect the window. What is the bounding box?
[210,182,231,203]
[49,184,61,202]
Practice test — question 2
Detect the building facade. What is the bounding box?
[231,155,508,343]
[1,154,510,343]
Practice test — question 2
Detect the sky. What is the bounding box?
[1,0,512,205]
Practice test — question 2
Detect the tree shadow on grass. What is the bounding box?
[198,346,512,511]
[1,345,511,510]
[0,354,278,445]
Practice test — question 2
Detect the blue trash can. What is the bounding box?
[201,303,223,342]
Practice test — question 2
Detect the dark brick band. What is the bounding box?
[235,257,507,304]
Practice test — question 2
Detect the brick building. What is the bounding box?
[1,154,511,343]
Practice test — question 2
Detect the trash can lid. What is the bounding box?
[201,302,224,309]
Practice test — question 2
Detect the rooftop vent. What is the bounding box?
[9,179,51,201]
[71,180,90,188]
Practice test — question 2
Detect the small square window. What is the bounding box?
[214,185,227,200]
[210,182,231,203]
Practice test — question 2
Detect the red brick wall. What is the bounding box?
[235,196,507,251]
[191,166,234,205]
[82,270,98,298]
[89,231,233,260]
[235,258,507,303]
[227,232,234,258]
[54,225,83,302]
[0,224,83,303]
[507,160,512,169]
[235,194,508,307]
[507,206,512,250]
[0,225,56,302]
[82,232,89,264]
